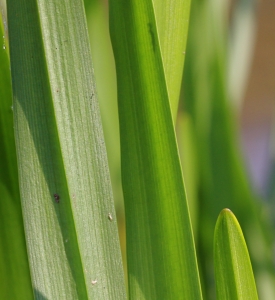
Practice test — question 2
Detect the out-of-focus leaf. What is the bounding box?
[228,0,257,111]
[176,112,199,240]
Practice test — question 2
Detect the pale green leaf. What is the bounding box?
[7,0,126,298]
[153,0,191,121]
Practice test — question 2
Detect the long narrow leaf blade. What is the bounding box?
[0,16,33,299]
[214,209,258,300]
[7,0,126,298]
[109,1,202,299]
[153,0,191,120]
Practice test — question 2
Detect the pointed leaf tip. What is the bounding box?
[214,208,258,300]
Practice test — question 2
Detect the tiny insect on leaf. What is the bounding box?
[91,280,97,285]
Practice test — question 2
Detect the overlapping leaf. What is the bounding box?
[109,0,202,299]
[7,0,126,298]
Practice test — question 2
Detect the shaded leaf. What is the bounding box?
[7,0,126,298]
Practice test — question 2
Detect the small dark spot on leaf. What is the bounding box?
[54,193,60,203]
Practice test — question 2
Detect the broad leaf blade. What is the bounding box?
[214,209,258,300]
[109,1,202,299]
[7,0,126,298]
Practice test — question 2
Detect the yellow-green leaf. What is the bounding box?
[214,209,258,300]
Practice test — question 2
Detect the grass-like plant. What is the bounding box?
[0,0,273,299]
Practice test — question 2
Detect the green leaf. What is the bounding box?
[0,16,33,299]
[7,0,126,299]
[0,183,33,300]
[86,0,122,204]
[153,0,191,121]
[176,113,199,241]
[214,209,258,300]
[109,1,202,299]
[0,15,16,197]
[86,0,127,273]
